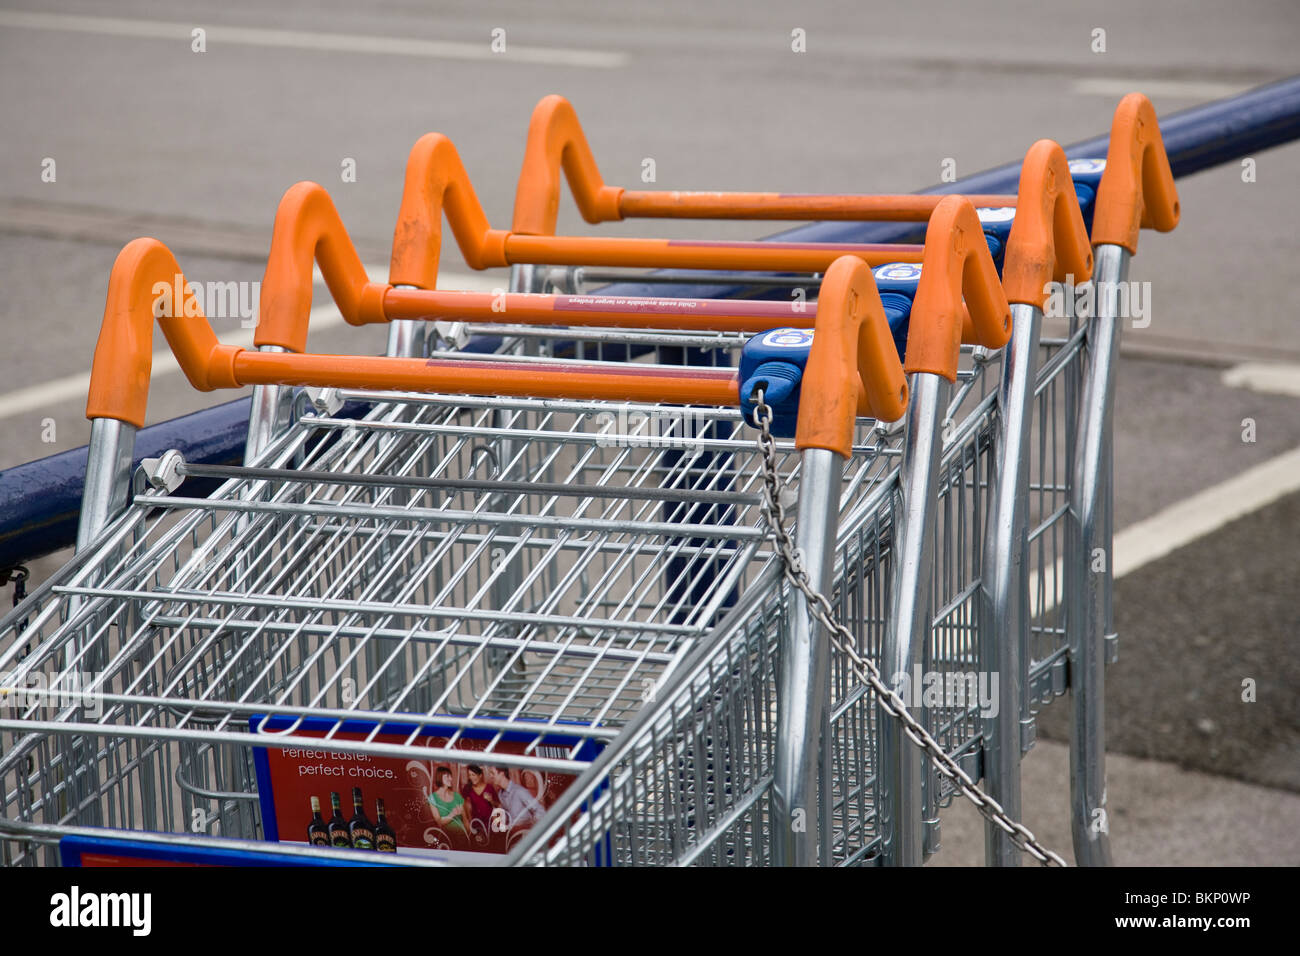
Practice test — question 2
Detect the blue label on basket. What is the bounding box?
[1067,158,1105,231]
[874,262,922,283]
[1068,157,1106,174]
[872,264,923,362]
[760,328,814,349]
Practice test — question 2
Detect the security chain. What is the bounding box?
[751,388,1067,867]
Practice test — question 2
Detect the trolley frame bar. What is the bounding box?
[979,302,1043,866]
[1067,242,1128,867]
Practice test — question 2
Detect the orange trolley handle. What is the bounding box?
[1001,140,1095,310]
[904,195,1012,381]
[255,182,909,354]
[1091,93,1180,253]
[792,257,909,458]
[86,239,243,429]
[511,95,1017,232]
[255,183,993,358]
[749,201,1010,455]
[386,132,924,291]
[257,182,389,353]
[389,131,512,286]
[86,244,909,436]
[512,94,623,234]
[258,181,822,351]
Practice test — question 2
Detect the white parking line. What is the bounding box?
[1111,445,1300,577]
[1033,443,1300,613]
[1221,362,1300,399]
[0,10,627,68]
[1073,78,1250,100]
[1030,362,1300,609]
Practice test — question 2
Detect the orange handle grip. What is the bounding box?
[904,196,1011,381]
[1092,93,1180,253]
[87,238,743,423]
[384,287,820,333]
[390,133,511,288]
[234,352,738,406]
[257,182,388,353]
[391,130,923,283]
[90,240,912,436]
[795,256,909,458]
[616,191,1021,221]
[1002,140,1094,309]
[501,235,922,271]
[97,238,899,428]
[86,239,242,428]
[258,180,925,360]
[512,96,1017,228]
[512,94,624,235]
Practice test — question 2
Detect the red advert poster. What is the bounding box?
[252,716,598,861]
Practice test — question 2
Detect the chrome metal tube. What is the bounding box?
[75,418,137,552]
[385,320,428,358]
[386,283,429,358]
[509,263,537,296]
[490,261,542,617]
[879,372,949,866]
[1067,242,1128,866]
[482,264,541,711]
[773,446,841,867]
[979,302,1042,865]
[243,346,294,466]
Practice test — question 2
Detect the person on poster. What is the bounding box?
[489,766,545,831]
[460,764,500,832]
[427,765,469,840]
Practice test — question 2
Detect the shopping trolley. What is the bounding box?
[0,93,1177,867]
[487,93,1177,866]
[0,234,925,866]
[0,194,1010,868]
[242,119,1046,865]
[240,124,1085,865]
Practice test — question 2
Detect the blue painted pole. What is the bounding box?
[0,397,251,568]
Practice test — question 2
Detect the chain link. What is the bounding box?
[750,389,1066,867]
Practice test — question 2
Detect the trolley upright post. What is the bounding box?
[763,257,940,868]
[384,292,429,359]
[1067,94,1179,866]
[772,441,840,866]
[875,196,1016,866]
[879,369,950,865]
[76,419,134,552]
[243,349,294,466]
[977,141,1093,866]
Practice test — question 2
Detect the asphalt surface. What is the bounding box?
[1,0,1297,865]
[1036,487,1300,793]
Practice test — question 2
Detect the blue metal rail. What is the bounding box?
[3,75,1299,569]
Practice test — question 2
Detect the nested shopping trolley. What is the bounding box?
[0,93,1177,867]
[482,92,1177,866]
